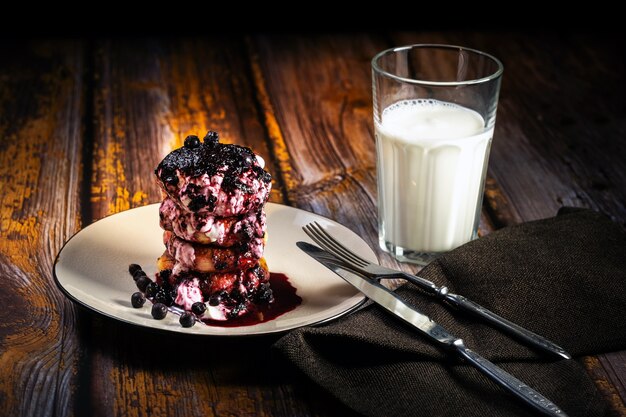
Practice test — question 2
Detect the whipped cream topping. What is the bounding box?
[160,197,266,245]
[174,278,203,310]
[204,302,249,321]
[206,304,229,321]
[169,171,270,216]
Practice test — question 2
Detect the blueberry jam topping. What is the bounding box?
[256,283,274,304]
[155,130,271,191]
[187,194,216,212]
[159,269,172,284]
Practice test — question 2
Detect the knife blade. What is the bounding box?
[298,241,568,417]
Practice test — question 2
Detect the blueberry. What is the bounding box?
[184,135,201,148]
[159,269,172,283]
[164,175,179,186]
[133,269,147,281]
[208,294,221,306]
[136,276,151,292]
[258,288,273,303]
[145,282,159,298]
[180,312,196,328]
[191,302,207,316]
[188,195,208,212]
[160,168,179,186]
[155,287,174,306]
[131,292,146,308]
[229,302,247,318]
[214,261,228,271]
[151,303,168,320]
[129,264,142,276]
[203,131,219,144]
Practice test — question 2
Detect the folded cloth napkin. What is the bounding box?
[273,208,626,417]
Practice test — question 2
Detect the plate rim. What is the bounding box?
[53,202,373,337]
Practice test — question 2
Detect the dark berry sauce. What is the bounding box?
[130,264,301,329]
[202,273,302,327]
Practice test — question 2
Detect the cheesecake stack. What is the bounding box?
[153,131,273,321]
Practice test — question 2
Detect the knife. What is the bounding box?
[298,241,568,417]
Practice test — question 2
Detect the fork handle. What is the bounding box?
[445,294,571,359]
[398,272,442,295]
[395,273,570,359]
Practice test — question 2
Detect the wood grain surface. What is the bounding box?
[0,40,85,417]
[0,33,624,417]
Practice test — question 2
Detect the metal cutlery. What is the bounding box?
[303,221,571,360]
[298,241,568,417]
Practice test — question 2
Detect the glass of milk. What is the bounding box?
[372,44,503,265]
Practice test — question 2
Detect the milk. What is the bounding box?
[375,99,493,259]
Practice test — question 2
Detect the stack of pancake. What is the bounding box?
[154,131,273,320]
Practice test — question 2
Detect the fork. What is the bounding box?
[303,221,571,359]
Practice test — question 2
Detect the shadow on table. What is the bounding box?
[73,305,361,417]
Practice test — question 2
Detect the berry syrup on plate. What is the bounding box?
[128,264,301,329]
[202,272,300,327]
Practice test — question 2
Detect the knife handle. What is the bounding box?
[445,294,571,360]
[454,341,568,417]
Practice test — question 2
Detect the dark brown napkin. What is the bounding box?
[273,208,626,416]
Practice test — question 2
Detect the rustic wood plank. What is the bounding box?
[84,37,345,417]
[89,38,281,222]
[249,33,505,271]
[249,34,411,270]
[586,355,626,416]
[599,351,626,404]
[251,35,381,197]
[0,40,85,417]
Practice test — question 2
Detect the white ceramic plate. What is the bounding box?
[54,203,376,336]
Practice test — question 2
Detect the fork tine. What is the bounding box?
[308,223,365,266]
[302,224,335,254]
[311,222,371,266]
[302,224,343,259]
[303,223,340,257]
[310,222,370,267]
[304,222,370,268]
[303,223,347,261]
[304,224,362,267]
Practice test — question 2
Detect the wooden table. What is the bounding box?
[1,33,624,416]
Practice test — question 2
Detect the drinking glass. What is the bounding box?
[372,44,503,265]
